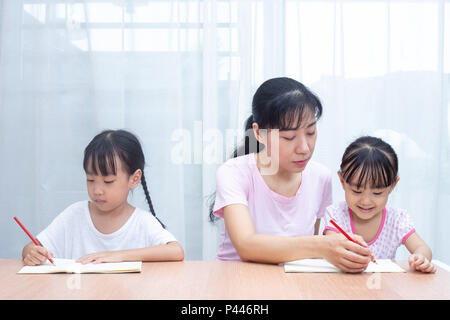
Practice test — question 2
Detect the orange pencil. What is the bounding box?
[13,216,55,265]
[330,219,377,264]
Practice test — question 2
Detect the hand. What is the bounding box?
[349,233,376,263]
[23,245,54,266]
[408,254,437,273]
[76,251,124,264]
[323,233,372,273]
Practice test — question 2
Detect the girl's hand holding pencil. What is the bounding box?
[23,244,54,266]
[14,216,55,266]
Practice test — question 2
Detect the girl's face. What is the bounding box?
[254,110,317,175]
[85,155,141,213]
[338,171,399,221]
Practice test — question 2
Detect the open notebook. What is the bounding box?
[17,258,142,274]
[284,259,406,273]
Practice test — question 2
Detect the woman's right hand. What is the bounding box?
[322,233,372,273]
[23,243,54,266]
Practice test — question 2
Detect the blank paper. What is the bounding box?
[284,258,406,273]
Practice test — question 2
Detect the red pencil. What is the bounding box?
[13,216,55,265]
[330,219,377,264]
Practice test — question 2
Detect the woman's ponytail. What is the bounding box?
[231,114,261,158]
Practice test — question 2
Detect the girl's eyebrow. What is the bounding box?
[347,180,364,188]
[348,182,386,190]
[86,170,116,177]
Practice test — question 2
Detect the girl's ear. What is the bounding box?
[337,171,345,188]
[129,169,142,189]
[389,176,400,193]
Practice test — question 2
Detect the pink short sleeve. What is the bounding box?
[212,162,249,218]
[322,203,350,235]
[396,209,415,244]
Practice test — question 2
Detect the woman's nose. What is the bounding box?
[295,136,310,154]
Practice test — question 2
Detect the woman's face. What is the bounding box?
[254,109,317,175]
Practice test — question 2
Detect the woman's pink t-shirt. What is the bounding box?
[213,153,332,261]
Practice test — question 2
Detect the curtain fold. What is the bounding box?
[1,0,449,263]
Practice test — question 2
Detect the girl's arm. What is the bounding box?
[404,232,436,273]
[224,204,372,272]
[76,241,184,264]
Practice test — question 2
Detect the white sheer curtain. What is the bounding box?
[1,0,449,263]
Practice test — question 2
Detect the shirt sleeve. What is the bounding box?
[395,209,416,245]
[316,173,333,219]
[322,205,341,235]
[146,215,178,246]
[212,162,249,218]
[36,211,67,258]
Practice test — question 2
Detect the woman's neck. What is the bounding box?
[255,152,298,181]
[255,153,302,197]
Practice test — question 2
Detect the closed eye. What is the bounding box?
[104,180,115,184]
[352,190,362,194]
[282,136,295,141]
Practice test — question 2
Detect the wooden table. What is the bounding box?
[1,259,449,300]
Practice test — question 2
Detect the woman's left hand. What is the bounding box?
[76,251,124,264]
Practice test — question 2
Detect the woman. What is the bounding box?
[210,77,372,273]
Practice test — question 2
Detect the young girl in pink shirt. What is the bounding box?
[210,77,374,273]
[324,136,436,273]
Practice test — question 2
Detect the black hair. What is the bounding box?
[233,77,323,157]
[340,136,398,189]
[208,77,323,222]
[83,129,165,228]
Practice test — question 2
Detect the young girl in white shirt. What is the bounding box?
[22,129,184,265]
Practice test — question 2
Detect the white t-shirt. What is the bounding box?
[37,200,177,260]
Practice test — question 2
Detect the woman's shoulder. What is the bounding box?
[305,160,332,177]
[221,153,255,168]
[217,154,255,177]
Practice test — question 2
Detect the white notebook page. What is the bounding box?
[284,258,406,273]
[18,258,142,274]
